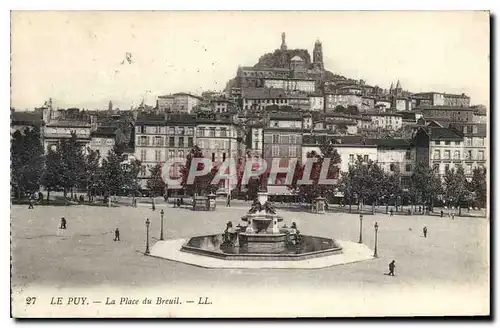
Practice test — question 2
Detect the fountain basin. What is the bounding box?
[181,234,343,261]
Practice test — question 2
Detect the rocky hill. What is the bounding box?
[224,49,346,92]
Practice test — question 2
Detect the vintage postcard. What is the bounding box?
[10,11,490,318]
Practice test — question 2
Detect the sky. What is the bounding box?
[11,11,490,110]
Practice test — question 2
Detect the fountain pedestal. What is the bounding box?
[239,191,286,253]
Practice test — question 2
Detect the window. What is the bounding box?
[433,164,439,172]
[434,150,440,160]
[466,164,472,174]
[405,164,412,172]
[209,128,216,137]
[178,127,185,135]
[349,154,354,163]
[178,137,184,147]
[405,151,411,160]
[478,150,484,160]
[445,141,450,145]
[444,150,450,160]
[178,150,184,158]
[186,127,193,135]
[289,135,297,144]
[95,139,101,145]
[106,139,113,145]
[188,137,194,147]
[390,163,395,172]
[140,149,147,161]
[467,150,472,160]
[197,127,205,137]
[220,128,227,137]
[455,141,460,146]
[273,134,280,143]
[435,141,441,145]
[363,155,369,162]
[140,165,147,176]
[479,138,484,146]
[155,126,161,134]
[140,126,146,134]
[466,137,472,146]
[139,136,148,146]
[154,136,163,146]
[155,150,161,162]
[445,164,450,172]
[272,145,280,157]
[454,150,460,160]
[169,137,175,147]
[289,146,296,157]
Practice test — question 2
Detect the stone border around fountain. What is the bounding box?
[149,239,375,269]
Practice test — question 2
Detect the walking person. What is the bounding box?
[440,210,444,218]
[60,217,67,230]
[114,228,120,242]
[388,260,396,276]
[451,212,455,220]
[226,194,231,207]
[390,209,393,217]
[151,197,156,211]
[423,226,428,238]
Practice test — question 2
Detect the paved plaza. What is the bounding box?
[11,203,489,291]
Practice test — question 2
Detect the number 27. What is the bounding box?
[26,297,36,305]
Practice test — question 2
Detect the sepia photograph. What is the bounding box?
[10,10,490,318]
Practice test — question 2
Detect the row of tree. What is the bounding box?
[11,128,487,214]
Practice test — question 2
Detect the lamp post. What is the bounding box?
[373,221,379,258]
[145,218,150,255]
[160,209,165,241]
[358,214,363,244]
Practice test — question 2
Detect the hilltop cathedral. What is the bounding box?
[235,33,326,92]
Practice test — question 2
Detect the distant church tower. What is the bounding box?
[313,39,324,70]
[280,32,287,51]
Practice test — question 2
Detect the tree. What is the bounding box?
[124,159,142,200]
[443,166,470,216]
[365,161,385,214]
[411,163,442,212]
[147,163,166,196]
[101,145,127,205]
[180,146,219,196]
[11,127,44,200]
[58,133,86,199]
[384,167,403,213]
[41,148,62,203]
[292,142,341,203]
[82,148,100,202]
[338,166,356,213]
[469,167,487,208]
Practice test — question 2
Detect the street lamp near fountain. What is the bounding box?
[358,214,363,244]
[373,221,379,258]
[145,218,151,255]
[160,209,165,241]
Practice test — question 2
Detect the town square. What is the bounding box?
[10,11,489,317]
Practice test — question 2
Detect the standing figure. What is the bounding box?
[226,194,231,207]
[388,260,396,276]
[390,209,394,216]
[451,213,455,220]
[152,198,156,211]
[60,217,67,229]
[28,197,34,209]
[440,210,444,218]
[423,226,428,238]
[114,228,120,241]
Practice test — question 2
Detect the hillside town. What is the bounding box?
[11,33,488,209]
